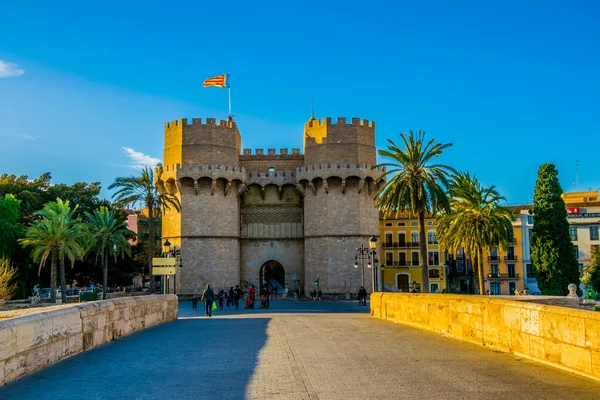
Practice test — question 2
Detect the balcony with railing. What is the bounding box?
[487,273,520,279]
[391,261,411,267]
[488,255,501,261]
[504,255,518,261]
[381,241,420,249]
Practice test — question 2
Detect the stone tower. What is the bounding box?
[158,115,382,296]
[298,117,382,292]
[159,118,244,294]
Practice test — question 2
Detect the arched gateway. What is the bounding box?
[260,260,284,295]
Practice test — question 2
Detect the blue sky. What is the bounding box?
[1,0,599,203]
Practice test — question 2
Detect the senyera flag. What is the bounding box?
[203,74,228,88]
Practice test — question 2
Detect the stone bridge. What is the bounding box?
[1,297,599,399]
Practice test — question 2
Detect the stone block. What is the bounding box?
[540,312,585,347]
[51,307,81,339]
[529,335,545,359]
[67,333,83,355]
[0,321,17,360]
[4,353,26,383]
[560,343,592,373]
[591,350,600,379]
[25,344,49,374]
[520,308,539,335]
[15,313,53,353]
[584,317,600,348]
[0,359,5,386]
[543,339,561,363]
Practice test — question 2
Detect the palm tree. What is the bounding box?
[34,198,87,303]
[86,207,132,300]
[375,131,455,293]
[436,172,513,294]
[20,199,86,303]
[108,165,180,294]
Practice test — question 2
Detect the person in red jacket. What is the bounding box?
[248,285,257,308]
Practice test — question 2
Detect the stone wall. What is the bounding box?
[0,295,178,387]
[370,293,600,381]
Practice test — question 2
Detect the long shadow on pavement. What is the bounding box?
[0,316,270,400]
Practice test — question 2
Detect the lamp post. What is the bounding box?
[369,236,378,293]
[380,264,385,292]
[162,239,182,295]
[354,245,370,288]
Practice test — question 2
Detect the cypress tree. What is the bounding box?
[530,164,580,295]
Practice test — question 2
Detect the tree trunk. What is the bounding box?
[418,211,429,293]
[60,254,67,303]
[103,250,108,301]
[147,204,155,294]
[50,251,57,303]
[478,248,485,295]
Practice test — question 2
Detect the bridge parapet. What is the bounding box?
[0,295,178,386]
[370,293,600,382]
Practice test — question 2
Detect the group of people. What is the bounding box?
[309,288,323,301]
[191,284,273,317]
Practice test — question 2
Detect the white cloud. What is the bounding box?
[121,146,161,169]
[0,60,25,78]
[12,133,40,140]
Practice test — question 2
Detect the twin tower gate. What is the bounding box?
[157,116,383,296]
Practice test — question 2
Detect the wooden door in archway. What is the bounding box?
[397,275,409,292]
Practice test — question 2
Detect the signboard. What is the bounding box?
[152,257,176,266]
[566,208,580,215]
[152,267,176,276]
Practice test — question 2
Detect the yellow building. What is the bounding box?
[379,213,448,293]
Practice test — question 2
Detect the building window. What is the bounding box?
[456,260,464,273]
[590,226,599,241]
[509,282,516,295]
[412,251,420,265]
[429,269,440,279]
[527,264,534,278]
[528,229,532,241]
[385,222,392,227]
[411,232,419,244]
[427,221,433,226]
[527,215,534,225]
[410,221,418,227]
[430,283,439,293]
[457,248,464,257]
[428,251,440,266]
[507,264,516,278]
[569,226,578,241]
[398,222,405,226]
[385,252,393,265]
[490,264,499,276]
[385,233,393,246]
[506,246,515,260]
[398,233,406,246]
[573,245,579,259]
[427,231,438,245]
[490,282,501,295]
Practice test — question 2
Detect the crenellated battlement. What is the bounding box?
[241,148,302,156]
[305,117,375,129]
[297,162,384,172]
[162,163,246,174]
[164,117,237,129]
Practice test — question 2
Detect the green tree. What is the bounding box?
[19,199,86,303]
[35,199,87,303]
[0,194,23,258]
[530,164,580,295]
[436,172,513,294]
[85,207,132,300]
[581,246,600,293]
[0,258,18,300]
[108,165,180,294]
[375,131,455,293]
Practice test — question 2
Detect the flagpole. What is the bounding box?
[227,73,232,119]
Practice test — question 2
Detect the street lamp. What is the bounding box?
[380,264,385,292]
[369,236,378,293]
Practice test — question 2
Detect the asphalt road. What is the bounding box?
[1,300,599,399]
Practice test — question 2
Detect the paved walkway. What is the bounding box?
[1,300,600,399]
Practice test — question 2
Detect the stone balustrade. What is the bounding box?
[0,295,178,386]
[370,293,600,381]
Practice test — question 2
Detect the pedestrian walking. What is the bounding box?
[201,284,215,317]
[317,288,322,301]
[218,288,225,309]
[248,285,257,308]
[358,286,367,306]
[263,286,271,309]
[234,285,243,310]
[192,295,198,310]
[227,286,234,309]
